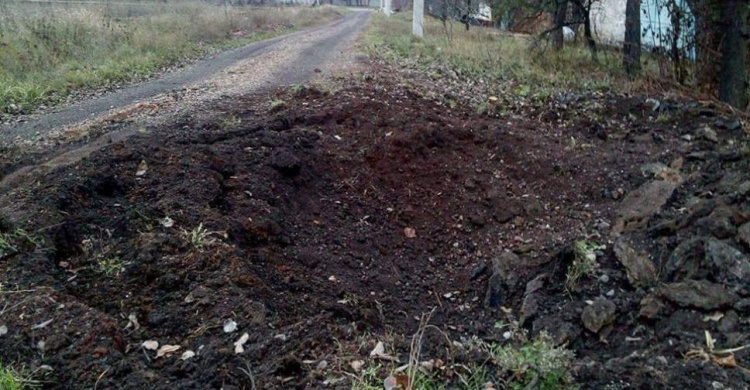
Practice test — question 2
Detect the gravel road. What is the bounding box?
[0,8,371,144]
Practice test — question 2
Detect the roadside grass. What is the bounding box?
[0,364,22,390]
[0,2,341,115]
[0,363,40,390]
[363,12,659,96]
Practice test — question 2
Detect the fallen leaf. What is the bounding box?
[142,340,159,350]
[369,341,398,362]
[714,354,737,368]
[156,344,180,358]
[369,341,385,357]
[234,333,249,354]
[403,227,416,238]
[181,350,196,360]
[136,160,148,176]
[223,319,237,333]
[127,313,140,330]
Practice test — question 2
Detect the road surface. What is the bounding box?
[0,8,371,143]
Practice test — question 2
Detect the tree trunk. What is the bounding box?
[463,0,472,31]
[685,0,722,91]
[718,0,748,108]
[623,0,641,75]
[552,0,568,50]
[583,7,597,61]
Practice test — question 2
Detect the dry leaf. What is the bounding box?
[156,344,180,358]
[403,227,416,238]
[142,340,159,350]
[127,313,140,330]
[181,350,196,360]
[136,160,148,176]
[369,341,398,362]
[234,333,249,354]
[350,360,364,371]
[370,341,385,357]
[714,354,737,368]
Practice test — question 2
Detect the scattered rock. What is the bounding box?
[484,272,504,309]
[659,280,737,310]
[532,316,581,346]
[639,295,664,319]
[613,180,677,234]
[581,297,616,333]
[520,274,546,325]
[223,319,238,333]
[664,237,748,284]
[0,325,7,336]
[737,222,750,247]
[699,126,718,143]
[717,311,739,334]
[704,238,749,284]
[695,206,736,239]
[613,237,657,287]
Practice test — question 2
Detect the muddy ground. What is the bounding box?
[0,72,748,389]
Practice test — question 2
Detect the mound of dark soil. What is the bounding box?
[0,78,747,389]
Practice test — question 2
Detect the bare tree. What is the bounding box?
[717,0,748,108]
[623,0,640,75]
[551,0,568,50]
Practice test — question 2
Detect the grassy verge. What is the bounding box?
[362,12,660,97]
[0,2,341,115]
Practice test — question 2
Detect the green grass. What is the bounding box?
[0,365,22,390]
[363,12,658,96]
[489,333,576,390]
[0,1,341,115]
[565,240,603,292]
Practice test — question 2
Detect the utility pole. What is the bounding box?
[384,0,391,16]
[412,0,424,37]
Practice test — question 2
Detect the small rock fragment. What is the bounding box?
[181,350,196,360]
[223,319,238,333]
[0,325,7,336]
[142,340,159,350]
[581,297,616,333]
[639,295,664,319]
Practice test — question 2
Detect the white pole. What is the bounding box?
[412,0,424,37]
[384,0,391,16]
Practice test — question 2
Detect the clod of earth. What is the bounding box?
[581,297,616,333]
[613,180,677,234]
[613,237,657,288]
[659,280,738,310]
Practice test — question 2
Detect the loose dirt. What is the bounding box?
[0,69,748,389]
